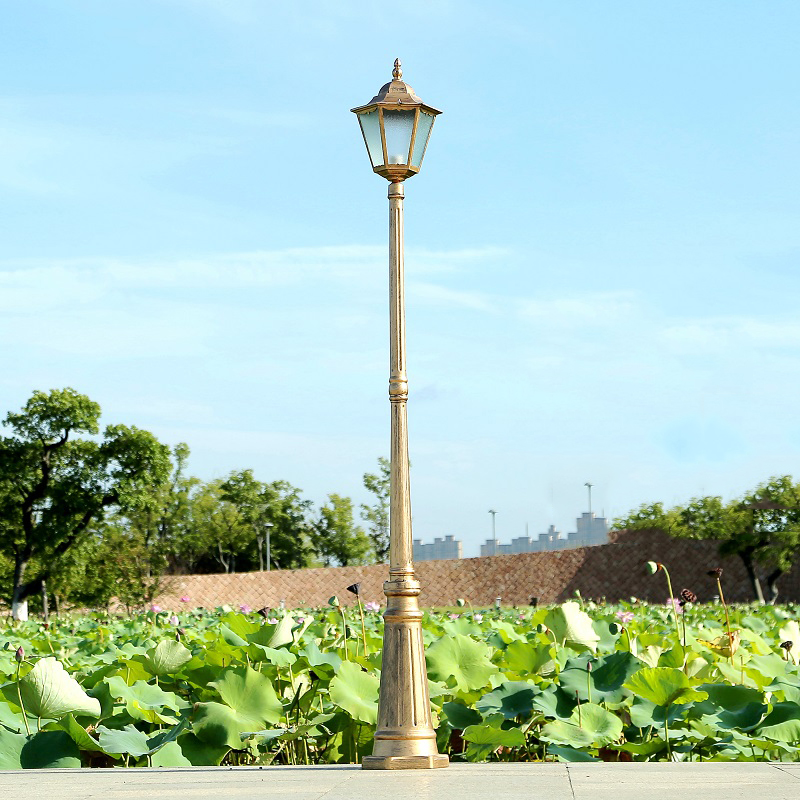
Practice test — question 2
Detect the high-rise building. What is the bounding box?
[412,534,463,561]
[480,516,608,556]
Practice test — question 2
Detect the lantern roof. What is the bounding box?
[351,59,442,115]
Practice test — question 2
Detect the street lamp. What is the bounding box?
[489,509,498,555]
[352,60,447,771]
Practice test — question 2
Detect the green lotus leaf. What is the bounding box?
[20,657,101,720]
[462,720,525,761]
[547,744,600,762]
[690,684,766,731]
[559,651,644,705]
[329,661,379,724]
[193,665,282,749]
[624,667,708,708]
[0,728,25,769]
[541,702,622,749]
[150,740,192,766]
[58,714,104,752]
[0,730,81,769]
[755,701,800,742]
[426,633,499,692]
[532,685,577,720]
[104,676,188,724]
[96,724,151,757]
[442,701,482,730]
[545,602,600,653]
[501,640,555,676]
[462,722,525,747]
[475,681,537,720]
[144,640,193,676]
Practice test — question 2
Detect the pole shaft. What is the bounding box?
[388,182,413,581]
[363,181,447,770]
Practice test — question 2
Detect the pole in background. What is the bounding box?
[489,509,498,555]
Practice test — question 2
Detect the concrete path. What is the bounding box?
[2,763,799,800]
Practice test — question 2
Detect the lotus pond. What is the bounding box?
[1,597,799,768]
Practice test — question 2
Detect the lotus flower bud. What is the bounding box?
[14,646,24,663]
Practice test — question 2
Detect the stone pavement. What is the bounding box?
[2,763,799,800]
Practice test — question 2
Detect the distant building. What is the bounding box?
[413,535,463,561]
[480,515,608,556]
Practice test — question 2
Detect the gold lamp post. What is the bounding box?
[352,60,447,771]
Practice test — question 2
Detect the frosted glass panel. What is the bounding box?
[358,110,384,167]
[410,111,435,168]
[383,110,415,165]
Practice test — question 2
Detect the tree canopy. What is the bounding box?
[614,475,800,602]
[0,388,171,618]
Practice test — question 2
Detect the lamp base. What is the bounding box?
[362,754,450,770]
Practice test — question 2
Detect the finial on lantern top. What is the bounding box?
[393,59,402,80]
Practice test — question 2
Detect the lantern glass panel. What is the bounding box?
[410,110,435,168]
[358,109,384,167]
[383,110,416,165]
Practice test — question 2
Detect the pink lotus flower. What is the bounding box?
[180,596,191,603]
[364,601,381,612]
[169,615,180,626]
[615,611,634,625]
[473,613,484,623]
[150,604,162,613]
[666,598,684,615]
[448,613,459,620]
[239,604,252,613]
[267,617,278,624]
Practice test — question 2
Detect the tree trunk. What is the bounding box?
[11,557,29,622]
[41,579,49,624]
[739,551,765,604]
[766,568,783,604]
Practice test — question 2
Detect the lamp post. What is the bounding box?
[489,509,498,555]
[352,60,447,771]
[264,522,273,572]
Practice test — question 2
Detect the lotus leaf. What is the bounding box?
[20,657,101,720]
[541,702,622,749]
[624,667,708,708]
[426,633,498,692]
[144,640,192,676]
[329,661,379,724]
[544,602,600,653]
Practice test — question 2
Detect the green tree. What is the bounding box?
[0,388,171,619]
[220,470,313,571]
[313,493,373,567]
[361,457,390,563]
[614,475,800,603]
[191,480,252,573]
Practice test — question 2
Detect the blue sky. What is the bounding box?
[2,1,799,556]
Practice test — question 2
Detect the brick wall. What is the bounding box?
[153,529,800,610]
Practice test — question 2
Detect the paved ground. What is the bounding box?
[2,763,799,800]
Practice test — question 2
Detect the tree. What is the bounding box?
[313,493,373,567]
[361,457,390,563]
[614,475,800,603]
[220,470,314,571]
[0,388,171,619]
[191,480,252,574]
